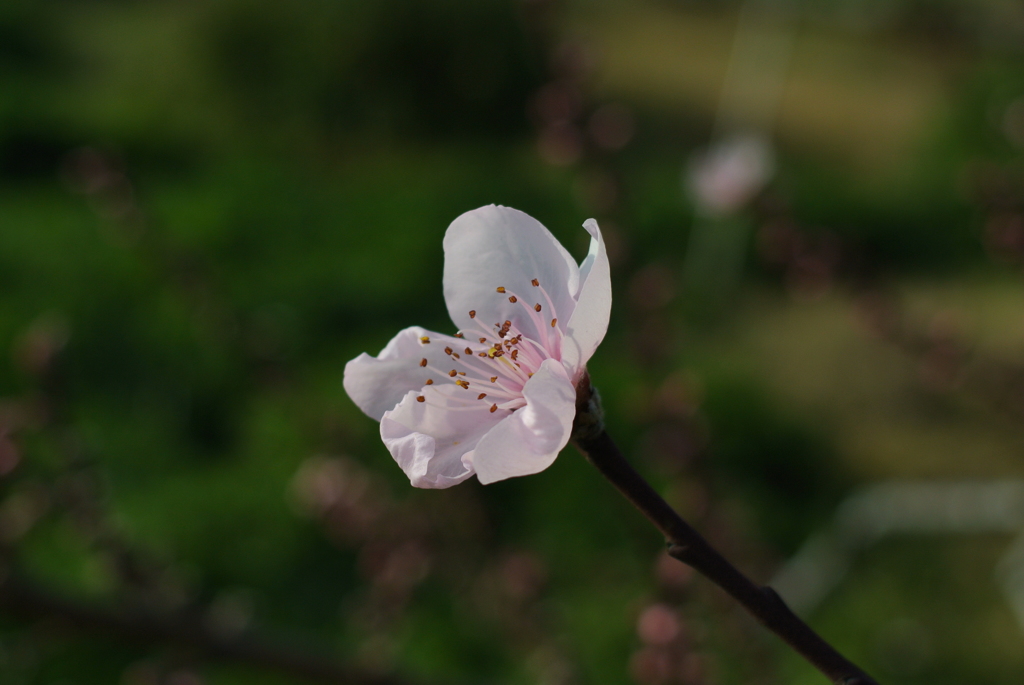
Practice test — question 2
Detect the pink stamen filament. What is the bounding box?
[535,283,565,357]
[417,281,571,413]
[424,347,528,397]
[503,287,556,353]
[424,360,521,397]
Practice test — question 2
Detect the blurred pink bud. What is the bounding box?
[0,487,49,543]
[531,82,584,126]
[637,603,681,645]
[13,313,69,377]
[630,646,674,684]
[538,124,583,166]
[589,103,635,151]
[0,432,19,477]
[499,551,547,600]
[686,135,775,217]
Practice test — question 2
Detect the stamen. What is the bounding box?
[551,318,557,327]
[420,358,427,367]
[449,370,457,377]
[490,404,498,413]
[452,352,460,359]
[508,295,518,303]
[455,332,464,338]
[425,379,434,385]
[417,396,425,402]
[477,393,487,400]
[479,337,487,343]
[490,376,498,382]
[420,336,430,344]
[469,310,476,319]
[535,303,542,312]
[478,352,487,357]
[464,347,473,355]
[458,371,466,376]
[455,380,470,389]
[496,287,506,293]
[531,278,540,287]
[510,350,519,361]
[445,346,453,355]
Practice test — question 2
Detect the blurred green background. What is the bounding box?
[2,0,1024,684]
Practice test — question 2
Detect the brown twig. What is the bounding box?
[571,381,878,685]
[0,571,421,685]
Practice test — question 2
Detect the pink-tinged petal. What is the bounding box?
[443,205,580,342]
[344,326,466,421]
[472,359,576,485]
[561,218,611,376]
[380,386,502,489]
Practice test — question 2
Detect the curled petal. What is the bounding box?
[472,359,576,485]
[443,205,580,341]
[561,218,611,377]
[381,385,502,488]
[344,326,456,421]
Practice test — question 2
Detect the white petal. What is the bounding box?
[443,205,580,343]
[472,359,576,485]
[561,218,611,376]
[343,326,463,421]
[380,385,502,489]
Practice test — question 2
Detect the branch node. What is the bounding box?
[571,373,604,442]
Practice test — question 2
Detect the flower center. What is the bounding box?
[415,278,564,414]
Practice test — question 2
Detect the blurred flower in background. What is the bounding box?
[686,134,776,219]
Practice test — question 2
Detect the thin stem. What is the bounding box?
[571,428,878,685]
[0,570,419,685]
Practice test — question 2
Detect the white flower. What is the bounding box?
[344,205,610,488]
[686,134,775,217]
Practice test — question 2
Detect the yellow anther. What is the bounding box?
[420,336,430,344]
[496,287,506,293]
[425,379,434,385]
[551,318,557,327]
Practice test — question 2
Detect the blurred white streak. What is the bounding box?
[998,532,1024,632]
[772,480,1024,637]
[682,0,796,297]
[714,0,797,137]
